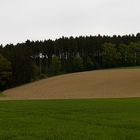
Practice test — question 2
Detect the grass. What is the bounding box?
[0,92,5,97]
[0,98,140,140]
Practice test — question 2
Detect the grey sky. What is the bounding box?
[0,0,140,45]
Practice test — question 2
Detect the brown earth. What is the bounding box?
[1,69,140,100]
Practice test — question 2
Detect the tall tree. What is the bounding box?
[0,54,12,90]
[102,43,121,68]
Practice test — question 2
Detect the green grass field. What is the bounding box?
[0,93,5,97]
[0,98,140,140]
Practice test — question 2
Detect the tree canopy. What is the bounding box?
[0,54,12,90]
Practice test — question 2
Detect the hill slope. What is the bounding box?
[2,69,140,100]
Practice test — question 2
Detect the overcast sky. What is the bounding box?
[0,0,140,45]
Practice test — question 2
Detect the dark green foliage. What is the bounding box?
[71,55,84,72]
[0,54,12,90]
[1,98,140,139]
[51,56,61,75]
[84,57,95,70]
[0,34,140,89]
[11,45,35,86]
[102,43,121,68]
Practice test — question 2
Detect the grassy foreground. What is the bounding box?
[0,99,140,140]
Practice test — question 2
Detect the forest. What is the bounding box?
[0,33,140,90]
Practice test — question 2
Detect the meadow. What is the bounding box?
[0,93,5,97]
[0,98,140,140]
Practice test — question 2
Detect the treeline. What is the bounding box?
[0,34,140,90]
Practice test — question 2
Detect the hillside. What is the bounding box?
[2,69,140,100]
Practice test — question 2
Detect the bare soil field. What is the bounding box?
[1,69,140,100]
